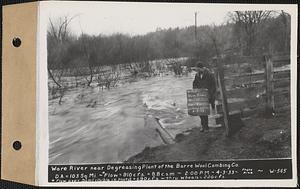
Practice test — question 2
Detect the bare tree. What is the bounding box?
[79,35,95,86]
[207,25,222,59]
[110,65,121,87]
[95,66,106,91]
[140,60,154,77]
[165,58,183,76]
[78,18,97,87]
[95,65,122,90]
[48,16,77,88]
[229,11,272,55]
[48,16,78,105]
[72,62,84,87]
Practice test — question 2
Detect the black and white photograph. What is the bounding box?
[45,1,296,184]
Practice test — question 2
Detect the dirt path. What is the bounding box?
[127,110,291,163]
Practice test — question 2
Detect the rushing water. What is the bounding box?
[48,74,217,164]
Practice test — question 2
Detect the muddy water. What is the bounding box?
[49,74,217,164]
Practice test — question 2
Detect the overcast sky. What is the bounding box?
[42,1,291,36]
[43,1,234,36]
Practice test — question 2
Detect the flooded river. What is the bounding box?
[49,74,217,164]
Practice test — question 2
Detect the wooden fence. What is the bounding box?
[213,54,290,136]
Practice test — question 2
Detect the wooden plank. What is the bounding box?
[217,78,289,100]
[216,85,265,100]
[223,62,259,75]
[273,78,290,89]
[223,55,263,66]
[215,59,230,136]
[274,86,290,94]
[215,105,265,125]
[239,106,266,117]
[224,62,251,69]
[225,70,264,78]
[232,69,289,78]
[225,76,265,87]
[224,69,290,87]
[216,97,265,114]
[273,69,290,79]
[215,111,240,125]
[273,59,290,68]
[265,55,275,114]
[272,54,290,62]
[274,89,290,98]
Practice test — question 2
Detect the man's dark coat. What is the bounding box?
[192,68,217,106]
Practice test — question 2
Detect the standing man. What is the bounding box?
[193,62,217,132]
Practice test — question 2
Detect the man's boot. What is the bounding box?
[200,115,209,132]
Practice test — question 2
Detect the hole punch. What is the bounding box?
[12,37,21,47]
[13,141,22,150]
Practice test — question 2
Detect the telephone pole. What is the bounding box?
[194,12,197,42]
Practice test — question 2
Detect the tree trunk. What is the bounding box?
[48,68,62,88]
[86,65,93,86]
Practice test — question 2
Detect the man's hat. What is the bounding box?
[195,61,204,68]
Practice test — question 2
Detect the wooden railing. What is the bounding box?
[214,54,290,135]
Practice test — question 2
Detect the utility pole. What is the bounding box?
[194,12,197,42]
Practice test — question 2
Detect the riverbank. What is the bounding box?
[126,109,291,163]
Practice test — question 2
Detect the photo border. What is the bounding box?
[36,1,298,187]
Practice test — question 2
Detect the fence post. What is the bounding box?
[264,55,275,115]
[215,58,230,136]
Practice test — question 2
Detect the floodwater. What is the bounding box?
[48,73,218,164]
